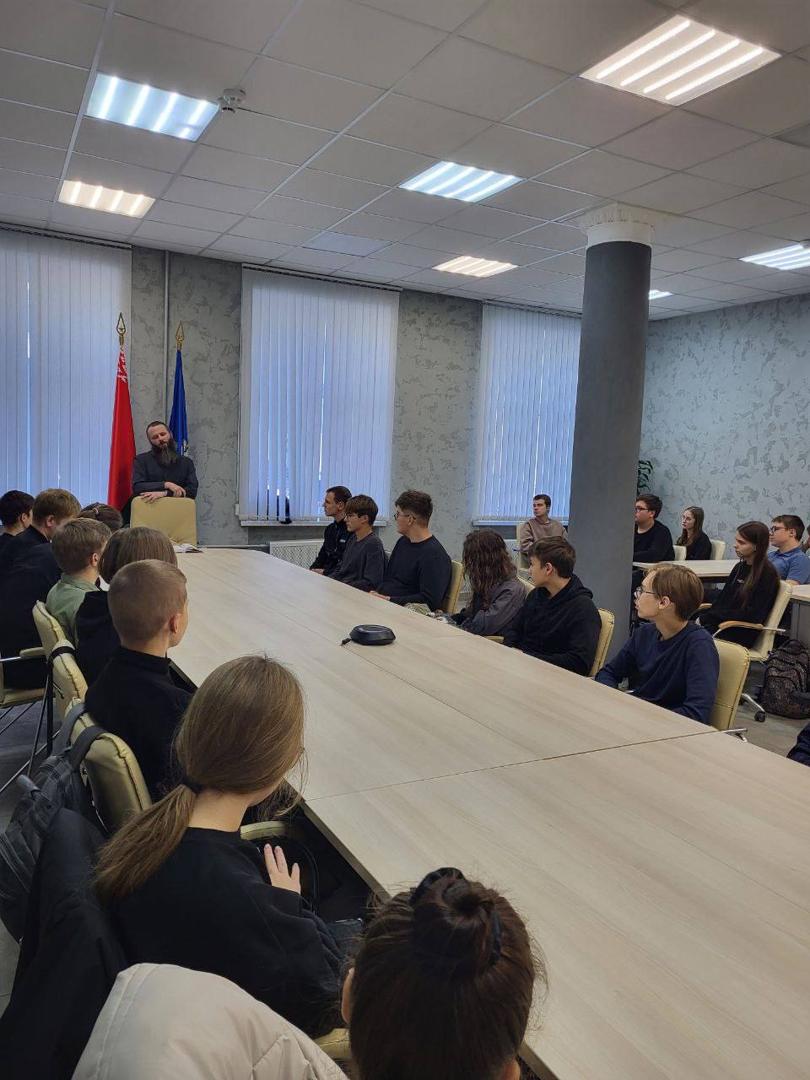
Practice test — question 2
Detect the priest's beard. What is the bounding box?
[153,438,178,467]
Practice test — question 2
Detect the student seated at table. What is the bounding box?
[677,505,712,560]
[310,485,351,576]
[0,488,81,689]
[768,515,810,585]
[517,493,566,556]
[788,721,810,766]
[371,490,451,609]
[452,529,527,637]
[0,488,33,578]
[85,560,191,800]
[342,866,543,1080]
[698,521,779,647]
[326,494,386,592]
[76,526,178,685]
[503,537,600,674]
[633,494,675,563]
[95,655,343,1039]
[46,518,111,641]
[78,501,124,533]
[597,564,719,723]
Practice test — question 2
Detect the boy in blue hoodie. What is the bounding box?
[597,563,719,724]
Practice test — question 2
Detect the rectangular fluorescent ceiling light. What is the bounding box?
[401,161,520,203]
[582,16,779,104]
[59,180,154,217]
[87,73,218,140]
[649,289,672,299]
[434,256,516,278]
[741,244,810,270]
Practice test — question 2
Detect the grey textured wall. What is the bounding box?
[640,293,810,547]
[129,247,166,438]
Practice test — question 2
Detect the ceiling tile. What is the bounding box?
[510,220,585,250]
[348,95,490,157]
[0,167,58,199]
[0,0,103,65]
[360,188,456,224]
[455,125,584,178]
[354,0,484,32]
[331,212,421,242]
[691,191,809,228]
[620,173,744,214]
[0,191,51,223]
[603,112,757,170]
[0,139,64,176]
[250,195,346,228]
[534,251,586,275]
[375,242,457,267]
[461,0,663,74]
[277,248,357,272]
[308,137,433,186]
[400,267,474,288]
[181,146,295,191]
[396,38,566,122]
[686,59,810,137]
[689,259,788,285]
[743,270,810,293]
[689,140,810,187]
[115,0,296,52]
[511,78,669,147]
[205,236,291,261]
[99,14,254,100]
[439,204,542,239]
[276,169,385,210]
[485,180,602,219]
[337,256,414,279]
[144,201,241,232]
[0,100,75,148]
[162,176,266,214]
[652,249,724,272]
[243,58,380,132]
[762,175,810,208]
[687,281,778,303]
[134,240,205,256]
[401,224,495,256]
[133,220,221,247]
[481,239,558,265]
[75,118,192,172]
[265,0,443,88]
[650,215,732,247]
[48,204,140,237]
[228,218,320,244]
[684,0,810,53]
[0,52,87,113]
[765,211,810,241]
[304,232,390,256]
[202,112,332,164]
[688,230,794,258]
[540,150,669,196]
[66,154,173,198]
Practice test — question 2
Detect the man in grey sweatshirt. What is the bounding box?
[327,494,386,592]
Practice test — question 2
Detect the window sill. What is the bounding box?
[239,518,390,528]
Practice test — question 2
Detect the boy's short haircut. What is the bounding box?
[32,488,81,525]
[772,514,805,540]
[0,489,34,527]
[79,502,124,532]
[637,493,663,517]
[109,560,188,644]
[533,493,551,509]
[649,563,703,620]
[531,537,575,578]
[327,485,352,506]
[51,519,111,575]
[396,489,433,525]
[345,494,378,526]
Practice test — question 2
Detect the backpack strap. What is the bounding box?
[67,724,106,769]
[49,643,75,664]
[64,699,88,741]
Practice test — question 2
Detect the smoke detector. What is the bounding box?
[217,88,245,113]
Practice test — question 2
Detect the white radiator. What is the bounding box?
[266,539,323,569]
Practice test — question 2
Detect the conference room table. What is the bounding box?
[173,549,810,1080]
[633,558,737,580]
[789,584,810,646]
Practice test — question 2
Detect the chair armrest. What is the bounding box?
[0,646,45,664]
[485,635,505,644]
[697,603,711,611]
[712,622,788,638]
[239,821,290,842]
[315,1027,351,1062]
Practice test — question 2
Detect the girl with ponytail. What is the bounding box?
[95,654,343,1038]
[343,867,545,1080]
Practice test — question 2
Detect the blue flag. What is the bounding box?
[169,348,189,455]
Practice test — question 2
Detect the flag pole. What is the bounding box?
[117,312,126,348]
[175,321,184,350]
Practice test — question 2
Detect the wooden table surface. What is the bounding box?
[634,558,738,578]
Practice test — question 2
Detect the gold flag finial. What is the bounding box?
[175,321,185,350]
[116,313,126,348]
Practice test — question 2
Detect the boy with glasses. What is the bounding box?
[327,495,386,592]
[371,490,451,609]
[768,515,810,585]
[633,494,674,563]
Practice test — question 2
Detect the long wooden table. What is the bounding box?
[173,550,810,1080]
[634,558,737,580]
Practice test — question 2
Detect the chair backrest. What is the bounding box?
[746,579,793,661]
[710,538,726,559]
[520,576,535,594]
[51,640,88,723]
[130,496,197,545]
[440,560,463,614]
[589,608,615,678]
[710,640,750,730]
[673,545,686,561]
[69,704,152,832]
[33,601,63,657]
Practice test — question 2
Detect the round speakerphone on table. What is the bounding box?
[342,624,396,646]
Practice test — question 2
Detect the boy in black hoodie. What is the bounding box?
[503,537,601,676]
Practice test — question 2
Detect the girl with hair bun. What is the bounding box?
[343,867,544,1080]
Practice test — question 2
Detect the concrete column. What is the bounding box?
[567,205,656,644]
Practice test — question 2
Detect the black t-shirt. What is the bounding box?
[379,535,452,608]
[633,520,674,562]
[110,827,342,1037]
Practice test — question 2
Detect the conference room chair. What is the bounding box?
[50,639,88,728]
[710,539,726,559]
[440,559,463,614]
[32,601,63,656]
[0,647,46,796]
[710,640,750,736]
[589,609,616,678]
[673,545,686,561]
[130,495,198,545]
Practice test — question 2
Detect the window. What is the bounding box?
[0,230,131,504]
[239,271,398,523]
[475,304,580,521]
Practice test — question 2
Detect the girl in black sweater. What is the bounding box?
[698,520,779,646]
[677,506,712,561]
[95,655,343,1038]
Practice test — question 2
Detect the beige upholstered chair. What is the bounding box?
[589,608,615,678]
[709,539,726,559]
[440,560,463,614]
[130,496,198,545]
[673,545,686,561]
[50,640,88,726]
[520,576,535,594]
[33,601,64,655]
[70,705,152,832]
[710,641,750,733]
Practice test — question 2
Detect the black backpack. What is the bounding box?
[0,721,104,941]
[759,639,810,720]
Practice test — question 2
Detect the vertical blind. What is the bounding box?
[475,304,580,520]
[239,271,398,522]
[0,230,131,505]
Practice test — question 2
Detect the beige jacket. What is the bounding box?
[517,516,567,554]
[73,964,346,1080]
